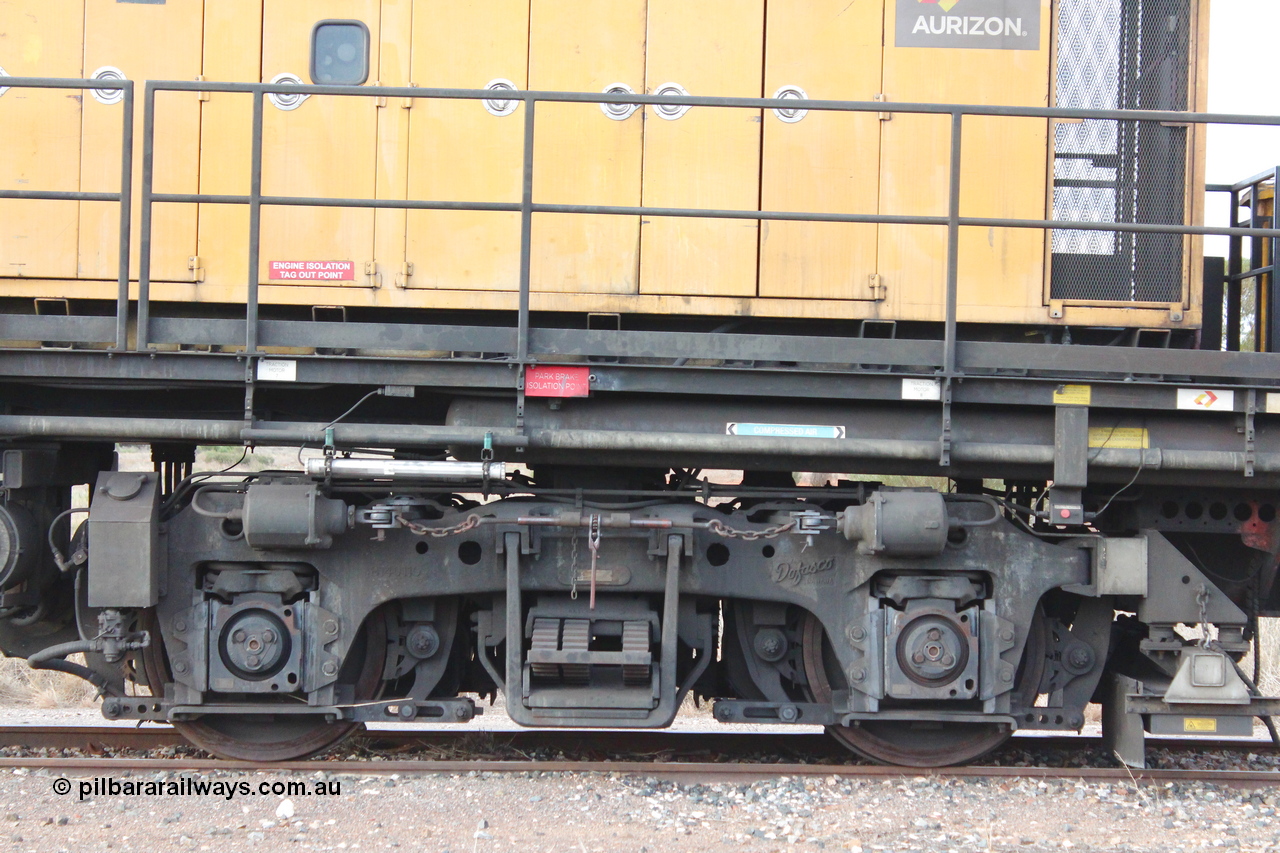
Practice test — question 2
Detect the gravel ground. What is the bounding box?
[0,767,1277,853]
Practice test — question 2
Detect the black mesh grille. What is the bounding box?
[1050,0,1189,303]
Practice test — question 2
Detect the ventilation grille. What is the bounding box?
[1050,0,1189,303]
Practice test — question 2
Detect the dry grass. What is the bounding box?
[0,654,98,708]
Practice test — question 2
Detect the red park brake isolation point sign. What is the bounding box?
[525,366,591,398]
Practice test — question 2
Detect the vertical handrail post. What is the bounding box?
[516,94,536,365]
[135,82,156,352]
[113,78,133,348]
[943,109,963,377]
[114,80,134,351]
[246,89,265,354]
[1227,187,1242,351]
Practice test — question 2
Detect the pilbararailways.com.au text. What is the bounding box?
[52,776,341,801]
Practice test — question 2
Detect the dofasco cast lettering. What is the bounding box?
[896,0,1041,50]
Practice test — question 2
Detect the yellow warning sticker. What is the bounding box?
[1053,384,1092,406]
[1088,427,1150,449]
[1183,717,1217,733]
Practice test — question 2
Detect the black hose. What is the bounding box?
[27,640,120,697]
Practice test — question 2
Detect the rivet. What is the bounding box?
[173,620,187,634]
[1000,629,1014,642]
[1000,671,1013,683]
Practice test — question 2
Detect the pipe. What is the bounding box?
[27,640,120,697]
[0,415,1277,476]
[307,458,506,481]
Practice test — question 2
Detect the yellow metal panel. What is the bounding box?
[640,0,763,297]
[877,0,1051,322]
[260,0,381,287]
[404,0,528,291]
[0,1,83,280]
[374,0,413,291]
[759,0,884,300]
[196,0,263,292]
[79,0,204,282]
[528,0,645,294]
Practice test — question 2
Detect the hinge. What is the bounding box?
[403,82,417,110]
[373,81,387,108]
[939,377,953,467]
[868,273,886,301]
[195,75,210,102]
[395,262,414,289]
[875,93,891,121]
[188,256,205,283]
[1244,390,1257,478]
[364,261,381,288]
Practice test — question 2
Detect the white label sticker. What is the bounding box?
[256,359,297,382]
[902,378,942,401]
[1176,388,1234,411]
[1268,392,1280,415]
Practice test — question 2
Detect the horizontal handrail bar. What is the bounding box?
[142,79,1280,127]
[0,77,130,90]
[0,190,121,202]
[145,197,1280,239]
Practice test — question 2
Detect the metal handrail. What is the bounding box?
[1224,167,1278,352]
[6,75,1280,367]
[131,79,1280,376]
[0,77,134,350]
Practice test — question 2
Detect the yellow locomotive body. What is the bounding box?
[0,0,1207,330]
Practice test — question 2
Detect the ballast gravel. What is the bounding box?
[0,767,1276,853]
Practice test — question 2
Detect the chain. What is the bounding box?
[704,519,796,541]
[1196,583,1211,649]
[396,513,483,538]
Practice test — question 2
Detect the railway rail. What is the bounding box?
[0,726,1275,786]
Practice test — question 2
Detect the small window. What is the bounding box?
[310,20,370,85]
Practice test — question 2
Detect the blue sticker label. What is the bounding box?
[727,423,846,439]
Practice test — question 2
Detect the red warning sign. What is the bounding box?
[525,365,591,398]
[268,261,356,281]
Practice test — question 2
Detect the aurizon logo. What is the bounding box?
[911,0,1029,39]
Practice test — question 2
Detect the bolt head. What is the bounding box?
[232,629,246,644]
[850,627,866,641]
[174,661,189,674]
[941,654,955,667]
[926,628,941,641]
[779,705,799,723]
[1000,629,1015,643]
[454,705,469,719]
[246,654,261,669]
[173,620,187,634]
[1000,671,1013,683]
[852,668,866,682]
[263,630,276,643]
[324,620,339,635]
[322,661,338,676]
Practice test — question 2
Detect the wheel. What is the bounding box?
[800,607,1047,767]
[140,609,387,761]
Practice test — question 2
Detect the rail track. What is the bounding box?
[1,726,1276,786]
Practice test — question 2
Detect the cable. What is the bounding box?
[1088,451,1147,522]
[323,388,384,430]
[46,507,91,574]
